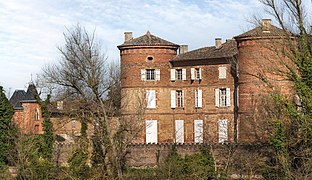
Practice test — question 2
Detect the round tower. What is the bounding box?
[234,19,291,142]
[117,31,179,143]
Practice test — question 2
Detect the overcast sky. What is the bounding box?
[0,0,267,96]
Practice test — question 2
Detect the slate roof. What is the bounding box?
[172,39,238,61]
[9,83,39,110]
[9,90,27,110]
[235,24,285,39]
[118,31,179,48]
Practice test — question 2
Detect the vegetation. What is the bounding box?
[257,0,312,179]
[0,86,16,169]
[124,145,217,180]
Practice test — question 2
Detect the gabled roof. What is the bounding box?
[172,39,238,61]
[118,31,179,48]
[9,83,39,110]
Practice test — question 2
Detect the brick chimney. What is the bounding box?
[124,32,133,42]
[179,45,188,54]
[262,19,271,32]
[215,38,222,48]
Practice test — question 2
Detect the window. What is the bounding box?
[219,67,227,79]
[146,90,156,108]
[194,120,203,143]
[177,90,184,108]
[146,69,155,80]
[34,125,39,134]
[191,68,201,80]
[34,109,39,121]
[72,119,76,129]
[146,120,157,144]
[177,69,183,80]
[171,90,184,108]
[215,88,231,107]
[218,119,228,143]
[175,120,184,143]
[195,89,202,108]
[170,69,186,81]
[195,68,201,80]
[141,69,160,81]
[57,101,63,110]
[147,56,153,61]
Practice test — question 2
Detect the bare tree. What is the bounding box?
[41,24,144,179]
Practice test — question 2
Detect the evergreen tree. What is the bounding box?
[38,94,54,160]
[0,86,15,169]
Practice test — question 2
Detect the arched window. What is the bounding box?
[34,109,39,121]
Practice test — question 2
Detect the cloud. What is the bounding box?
[0,0,262,92]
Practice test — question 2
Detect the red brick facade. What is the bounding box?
[118,19,293,144]
[10,84,43,134]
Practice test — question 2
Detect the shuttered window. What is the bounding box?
[218,119,228,143]
[175,120,184,143]
[194,120,203,143]
[195,89,202,108]
[146,90,156,108]
[215,88,231,107]
[146,120,158,144]
[219,67,227,79]
[171,90,184,108]
[142,69,160,81]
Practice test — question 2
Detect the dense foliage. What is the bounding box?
[0,86,15,169]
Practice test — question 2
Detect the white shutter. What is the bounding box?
[182,90,184,107]
[155,69,160,81]
[182,69,186,80]
[215,89,220,107]
[141,69,146,81]
[219,67,226,79]
[194,120,203,143]
[171,90,176,108]
[218,119,228,143]
[226,88,231,107]
[146,120,158,144]
[197,89,202,108]
[191,68,195,80]
[170,69,176,81]
[146,90,156,108]
[199,68,202,80]
[175,120,184,143]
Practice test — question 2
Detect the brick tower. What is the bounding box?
[118,31,179,143]
[234,19,293,142]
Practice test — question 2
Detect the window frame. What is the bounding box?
[146,69,155,80]
[176,90,184,108]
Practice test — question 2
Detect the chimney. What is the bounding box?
[215,38,222,48]
[124,32,133,42]
[262,19,271,32]
[179,45,188,54]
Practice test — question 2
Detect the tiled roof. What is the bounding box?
[9,84,39,110]
[118,31,179,47]
[172,39,238,61]
[235,24,285,39]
